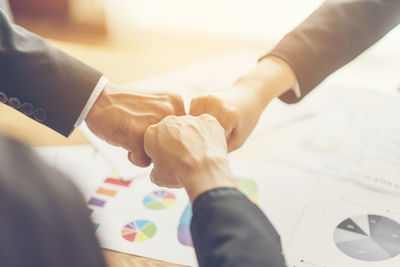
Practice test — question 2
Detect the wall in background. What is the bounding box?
[104,0,400,63]
[104,0,322,43]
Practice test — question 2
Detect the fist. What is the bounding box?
[86,84,185,167]
[190,85,265,152]
[144,114,229,188]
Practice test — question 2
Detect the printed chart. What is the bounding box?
[270,89,400,195]
[122,220,157,243]
[334,215,400,261]
[143,190,176,210]
[287,180,400,267]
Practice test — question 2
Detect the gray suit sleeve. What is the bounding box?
[0,134,107,267]
[265,0,400,103]
[191,188,286,267]
[0,8,102,136]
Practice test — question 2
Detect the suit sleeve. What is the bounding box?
[0,134,107,267]
[265,0,400,104]
[0,8,102,136]
[191,188,286,267]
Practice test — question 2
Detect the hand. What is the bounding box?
[144,114,237,201]
[85,83,185,167]
[190,56,297,152]
[190,84,265,152]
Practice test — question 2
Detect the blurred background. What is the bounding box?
[10,0,399,55]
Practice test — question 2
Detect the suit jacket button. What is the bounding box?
[0,92,8,103]
[33,108,47,122]
[8,97,21,110]
[21,102,34,116]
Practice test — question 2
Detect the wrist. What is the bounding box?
[234,56,297,108]
[85,83,114,125]
[179,157,237,202]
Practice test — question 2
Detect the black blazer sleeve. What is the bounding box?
[265,0,400,104]
[191,188,286,267]
[0,8,102,136]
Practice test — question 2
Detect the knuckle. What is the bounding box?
[146,122,158,134]
[199,113,217,122]
[161,114,176,124]
[160,102,175,116]
[205,94,222,106]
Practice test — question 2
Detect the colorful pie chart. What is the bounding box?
[122,220,157,242]
[143,190,176,210]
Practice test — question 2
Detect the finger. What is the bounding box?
[189,97,206,116]
[128,146,152,167]
[143,125,156,157]
[199,114,230,152]
[169,94,186,116]
[150,167,161,186]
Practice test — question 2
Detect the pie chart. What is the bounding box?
[122,220,157,242]
[237,178,258,204]
[143,190,176,210]
[177,204,193,247]
[334,215,400,261]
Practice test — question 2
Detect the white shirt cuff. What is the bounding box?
[74,76,109,127]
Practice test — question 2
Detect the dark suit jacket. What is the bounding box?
[0,4,101,136]
[268,0,400,104]
[191,188,286,267]
[0,134,107,267]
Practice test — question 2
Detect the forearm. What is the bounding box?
[268,0,400,103]
[233,56,297,109]
[191,188,286,267]
[0,8,101,136]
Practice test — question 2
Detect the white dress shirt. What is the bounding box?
[74,76,109,127]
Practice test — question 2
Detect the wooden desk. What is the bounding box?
[0,31,266,266]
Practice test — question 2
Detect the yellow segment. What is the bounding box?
[250,192,259,204]
[162,199,175,207]
[135,232,148,242]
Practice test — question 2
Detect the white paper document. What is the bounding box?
[287,179,400,267]
[269,88,400,195]
[35,146,315,266]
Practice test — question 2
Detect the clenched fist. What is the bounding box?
[190,84,265,152]
[190,56,297,152]
[86,83,185,167]
[144,115,237,201]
